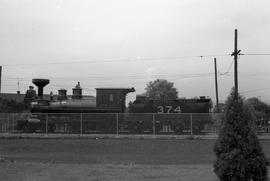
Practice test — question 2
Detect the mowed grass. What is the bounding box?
[0,162,217,181]
[0,138,269,181]
[0,139,217,165]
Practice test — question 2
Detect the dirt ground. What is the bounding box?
[0,138,269,180]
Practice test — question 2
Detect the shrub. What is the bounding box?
[213,88,268,181]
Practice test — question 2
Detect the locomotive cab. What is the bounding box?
[96,88,135,113]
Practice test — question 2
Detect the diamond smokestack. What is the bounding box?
[32,79,50,99]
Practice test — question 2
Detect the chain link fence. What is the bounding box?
[0,113,269,135]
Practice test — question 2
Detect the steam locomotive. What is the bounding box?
[17,79,212,134]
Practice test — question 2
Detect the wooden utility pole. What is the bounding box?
[234,29,238,96]
[214,58,219,112]
[231,29,240,98]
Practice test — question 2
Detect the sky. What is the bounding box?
[0,0,270,103]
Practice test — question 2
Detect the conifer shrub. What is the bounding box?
[214,88,268,181]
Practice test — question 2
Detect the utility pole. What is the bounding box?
[214,58,219,112]
[231,29,241,99]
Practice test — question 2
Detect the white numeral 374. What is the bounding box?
[157,106,181,113]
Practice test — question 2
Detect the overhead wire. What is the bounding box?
[240,87,270,94]
[241,53,270,56]
[217,74,270,94]
[218,60,234,75]
[2,73,215,93]
[1,54,230,67]
[2,52,270,67]
[3,73,214,82]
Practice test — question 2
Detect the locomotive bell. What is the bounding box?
[32,79,50,99]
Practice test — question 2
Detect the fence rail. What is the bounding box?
[0,113,269,135]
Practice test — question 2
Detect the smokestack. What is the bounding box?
[32,79,50,99]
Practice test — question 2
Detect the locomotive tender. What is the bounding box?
[18,78,212,134]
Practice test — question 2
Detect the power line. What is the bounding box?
[2,73,215,91]
[242,53,270,56]
[222,74,270,82]
[2,48,270,67]
[240,87,270,94]
[2,52,270,67]
[4,71,270,84]
[218,60,234,75]
[3,73,214,81]
[1,54,230,67]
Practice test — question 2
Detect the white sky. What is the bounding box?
[1,0,270,103]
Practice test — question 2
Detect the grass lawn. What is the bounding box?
[0,138,269,180]
[0,162,218,181]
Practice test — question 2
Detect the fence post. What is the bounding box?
[12,113,15,133]
[1,115,3,133]
[46,113,48,135]
[190,113,193,135]
[80,113,83,136]
[1,117,2,133]
[7,114,10,133]
[153,114,156,136]
[214,114,217,134]
[116,113,119,136]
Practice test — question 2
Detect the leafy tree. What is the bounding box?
[246,98,268,110]
[245,97,270,127]
[144,79,178,99]
[214,88,268,181]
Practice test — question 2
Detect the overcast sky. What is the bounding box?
[1,0,270,102]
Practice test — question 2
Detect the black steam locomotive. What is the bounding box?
[17,79,212,134]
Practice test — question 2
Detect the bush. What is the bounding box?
[213,88,268,181]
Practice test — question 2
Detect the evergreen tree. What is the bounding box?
[214,88,268,181]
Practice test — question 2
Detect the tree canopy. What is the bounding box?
[144,79,178,99]
[244,97,270,129]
